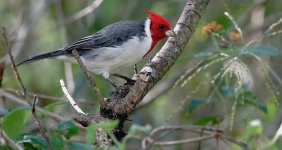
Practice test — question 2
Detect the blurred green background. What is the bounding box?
[1,0,282,149]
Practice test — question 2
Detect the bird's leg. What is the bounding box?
[134,64,138,74]
[147,56,153,64]
[112,73,136,85]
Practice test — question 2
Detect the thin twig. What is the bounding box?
[31,96,54,150]
[0,129,24,150]
[5,88,65,101]
[0,61,5,87]
[71,49,106,108]
[0,89,65,121]
[60,79,88,115]
[2,27,54,150]
[223,136,249,150]
[154,135,213,146]
[2,27,28,103]
[224,11,244,41]
[66,0,104,24]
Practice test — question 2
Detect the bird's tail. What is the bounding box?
[17,50,67,66]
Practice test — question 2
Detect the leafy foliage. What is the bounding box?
[2,107,30,140]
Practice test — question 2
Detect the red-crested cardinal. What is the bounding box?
[18,10,176,87]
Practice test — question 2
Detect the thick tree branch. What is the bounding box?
[107,0,211,114]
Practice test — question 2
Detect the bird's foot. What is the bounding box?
[112,73,136,85]
[134,64,138,74]
[106,78,118,88]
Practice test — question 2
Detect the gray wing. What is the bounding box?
[63,20,146,55]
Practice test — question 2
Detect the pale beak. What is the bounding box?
[165,30,177,37]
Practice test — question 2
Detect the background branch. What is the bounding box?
[0,0,47,64]
[0,130,23,150]
[2,27,54,150]
[66,0,104,24]
[141,125,247,150]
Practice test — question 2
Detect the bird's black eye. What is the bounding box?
[159,24,165,30]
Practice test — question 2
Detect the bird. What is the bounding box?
[17,10,176,87]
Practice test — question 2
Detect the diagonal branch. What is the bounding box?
[107,0,211,114]
[71,49,106,108]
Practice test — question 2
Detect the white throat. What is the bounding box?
[144,18,151,39]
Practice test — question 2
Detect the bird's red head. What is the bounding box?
[146,10,174,40]
[144,10,175,57]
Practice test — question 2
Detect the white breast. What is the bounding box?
[82,19,152,79]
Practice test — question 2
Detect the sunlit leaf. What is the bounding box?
[98,120,118,133]
[44,101,68,112]
[2,107,30,140]
[194,116,218,125]
[86,125,96,144]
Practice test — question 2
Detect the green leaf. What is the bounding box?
[50,134,64,149]
[98,120,118,133]
[0,145,13,150]
[275,136,282,149]
[237,91,267,113]
[23,134,64,150]
[128,124,152,135]
[57,120,76,130]
[241,45,280,56]
[67,142,94,150]
[194,116,218,125]
[2,107,30,140]
[245,99,268,113]
[23,142,38,150]
[56,120,79,139]
[86,125,96,144]
[23,135,48,149]
[187,99,207,113]
[44,101,68,112]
